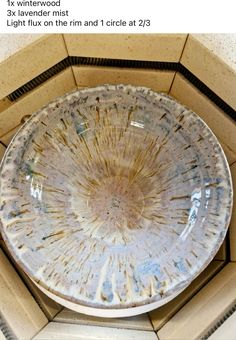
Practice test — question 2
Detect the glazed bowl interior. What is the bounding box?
[0,85,232,317]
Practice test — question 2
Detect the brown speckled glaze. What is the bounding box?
[0,85,233,316]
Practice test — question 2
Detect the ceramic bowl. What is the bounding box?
[0,85,233,317]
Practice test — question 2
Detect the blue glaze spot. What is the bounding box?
[174,260,187,273]
[102,280,113,302]
[76,124,86,135]
[138,261,161,276]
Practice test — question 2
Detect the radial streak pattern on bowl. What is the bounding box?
[0,85,232,313]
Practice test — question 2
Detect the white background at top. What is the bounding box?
[0,0,236,33]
